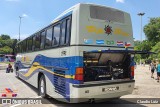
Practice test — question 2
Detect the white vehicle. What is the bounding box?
[15,3,142,103]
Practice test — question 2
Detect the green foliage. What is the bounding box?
[149,42,160,61]
[134,44,141,63]
[135,17,160,62]
[0,34,10,40]
[134,40,141,46]
[0,46,12,54]
[134,40,152,58]
[134,54,141,63]
[0,34,18,54]
[144,17,160,46]
[134,41,160,63]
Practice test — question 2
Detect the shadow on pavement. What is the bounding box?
[15,76,145,107]
[45,98,146,107]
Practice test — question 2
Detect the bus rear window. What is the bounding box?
[90,5,125,23]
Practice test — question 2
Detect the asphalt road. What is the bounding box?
[0,64,160,107]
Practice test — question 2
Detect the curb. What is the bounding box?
[0,65,7,70]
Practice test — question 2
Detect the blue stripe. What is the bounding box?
[32,55,83,75]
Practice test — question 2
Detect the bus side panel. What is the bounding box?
[25,72,39,89]
[43,72,68,101]
[18,69,67,101]
[15,48,84,102]
[70,4,79,45]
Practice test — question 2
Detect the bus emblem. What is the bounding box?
[104,25,113,35]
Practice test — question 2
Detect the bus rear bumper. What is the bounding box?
[70,80,135,103]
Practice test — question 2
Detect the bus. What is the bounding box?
[0,54,15,62]
[14,3,145,103]
[5,54,15,62]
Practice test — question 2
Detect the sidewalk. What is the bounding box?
[123,65,160,98]
[0,63,7,70]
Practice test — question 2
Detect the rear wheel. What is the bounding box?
[15,67,19,78]
[39,75,46,98]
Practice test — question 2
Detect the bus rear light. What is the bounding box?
[131,66,134,77]
[76,68,83,74]
[75,68,83,81]
[75,74,83,81]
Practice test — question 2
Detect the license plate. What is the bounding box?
[102,86,119,92]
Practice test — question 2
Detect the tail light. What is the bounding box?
[131,66,134,78]
[75,67,83,81]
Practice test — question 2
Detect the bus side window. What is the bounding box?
[60,18,71,46]
[24,40,27,52]
[17,44,19,53]
[32,35,36,51]
[40,31,46,49]
[19,43,22,53]
[22,40,27,53]
[60,21,66,45]
[28,37,32,51]
[21,42,23,53]
[66,18,71,45]
[35,34,40,51]
[52,24,60,46]
[45,27,53,48]
[26,38,29,52]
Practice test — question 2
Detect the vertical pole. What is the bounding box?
[19,16,22,41]
[138,12,145,65]
[140,15,142,42]
[138,13,145,42]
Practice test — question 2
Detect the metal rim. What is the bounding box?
[40,79,44,94]
[16,71,19,77]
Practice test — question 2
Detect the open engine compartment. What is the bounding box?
[83,51,132,82]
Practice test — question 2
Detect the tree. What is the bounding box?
[144,17,160,46]
[149,42,160,60]
[135,17,160,62]
[0,46,12,54]
[134,46,141,63]
[0,34,18,54]
[0,34,10,40]
[134,40,141,46]
[134,40,152,62]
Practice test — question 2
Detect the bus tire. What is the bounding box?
[15,67,20,78]
[38,75,46,98]
[16,71,19,78]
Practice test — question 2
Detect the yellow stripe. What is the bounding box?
[23,62,74,79]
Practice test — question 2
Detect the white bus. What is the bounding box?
[15,3,140,103]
